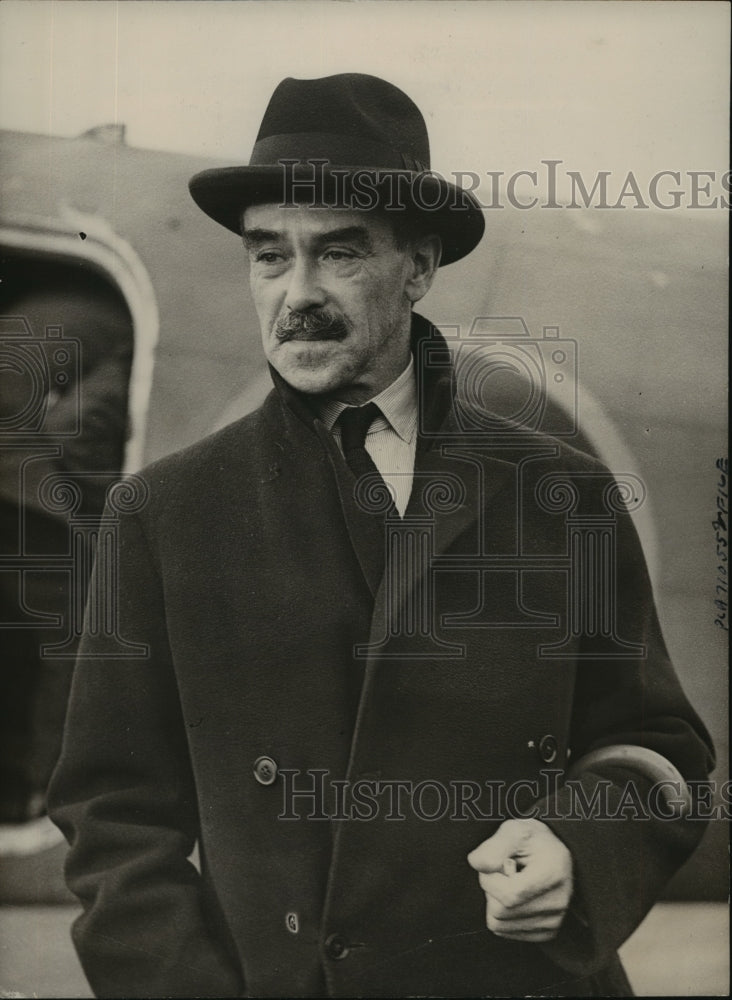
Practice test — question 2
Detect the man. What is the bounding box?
[49,74,713,998]
[1,273,132,824]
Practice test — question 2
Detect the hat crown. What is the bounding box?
[252,73,430,170]
[188,72,485,265]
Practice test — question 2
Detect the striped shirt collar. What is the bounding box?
[315,356,417,444]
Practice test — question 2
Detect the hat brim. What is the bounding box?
[189,165,484,266]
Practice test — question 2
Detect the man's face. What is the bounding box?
[242,204,436,403]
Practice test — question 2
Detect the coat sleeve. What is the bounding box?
[535,496,715,976]
[47,504,245,999]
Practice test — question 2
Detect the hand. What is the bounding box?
[467,818,573,942]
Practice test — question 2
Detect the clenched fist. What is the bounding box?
[467,818,573,943]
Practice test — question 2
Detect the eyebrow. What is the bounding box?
[242,225,374,252]
[312,226,374,252]
[241,228,281,250]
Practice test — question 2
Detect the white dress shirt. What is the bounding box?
[316,358,418,516]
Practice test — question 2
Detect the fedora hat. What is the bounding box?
[189,73,484,266]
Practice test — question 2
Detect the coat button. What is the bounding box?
[325,933,349,960]
[285,912,299,935]
[253,755,278,785]
[538,735,559,764]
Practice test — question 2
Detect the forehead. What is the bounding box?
[241,203,394,243]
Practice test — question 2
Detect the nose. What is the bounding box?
[284,257,326,313]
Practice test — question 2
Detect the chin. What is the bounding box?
[274,357,354,397]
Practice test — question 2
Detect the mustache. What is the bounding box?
[274,309,350,342]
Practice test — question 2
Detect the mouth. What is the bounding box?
[279,329,345,343]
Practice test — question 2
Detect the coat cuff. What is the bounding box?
[533,770,707,976]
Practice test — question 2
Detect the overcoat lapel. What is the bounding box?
[265,371,389,600]
[405,313,517,554]
[313,422,388,599]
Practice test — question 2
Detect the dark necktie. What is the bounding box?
[337,402,398,518]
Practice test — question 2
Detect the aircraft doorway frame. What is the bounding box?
[1,209,159,474]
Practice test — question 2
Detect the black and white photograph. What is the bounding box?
[0,1,728,996]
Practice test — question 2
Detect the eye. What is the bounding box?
[323,249,356,262]
[255,251,284,264]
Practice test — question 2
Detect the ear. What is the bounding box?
[404,234,442,304]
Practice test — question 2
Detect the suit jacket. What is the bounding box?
[49,314,714,998]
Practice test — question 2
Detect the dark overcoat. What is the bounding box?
[49,314,714,998]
